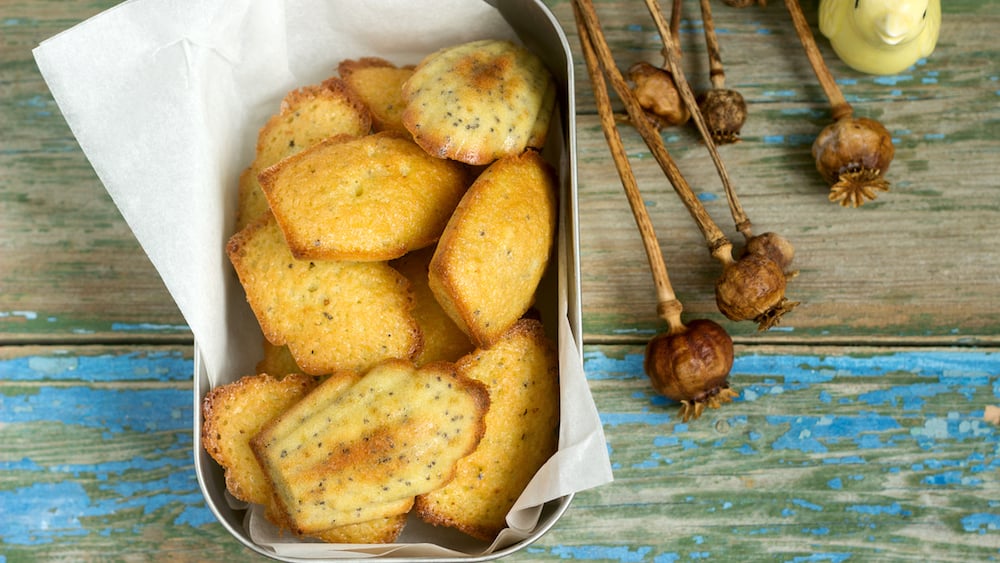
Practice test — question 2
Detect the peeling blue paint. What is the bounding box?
[911,414,995,444]
[961,513,1000,534]
[3,346,992,554]
[653,436,679,447]
[0,477,213,546]
[823,456,867,465]
[762,134,815,146]
[768,414,901,454]
[0,352,192,382]
[734,350,997,381]
[600,411,674,427]
[846,503,910,517]
[584,351,643,380]
[923,471,982,487]
[873,75,913,85]
[858,383,953,410]
[792,499,824,512]
[0,387,190,433]
[780,107,825,117]
[789,555,851,563]
[548,544,653,562]
[585,350,998,389]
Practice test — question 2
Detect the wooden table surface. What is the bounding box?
[2,0,998,561]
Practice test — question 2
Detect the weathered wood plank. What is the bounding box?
[2,345,997,561]
[2,2,999,559]
[2,1,999,344]
[528,343,1000,561]
[0,1,189,341]
[553,0,1000,344]
[0,345,257,562]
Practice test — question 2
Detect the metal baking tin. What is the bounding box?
[193,0,580,559]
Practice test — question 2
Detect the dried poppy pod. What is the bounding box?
[812,116,895,207]
[644,319,738,422]
[627,61,690,129]
[697,88,747,144]
[573,7,738,423]
[714,251,798,330]
[782,0,896,207]
[744,231,795,273]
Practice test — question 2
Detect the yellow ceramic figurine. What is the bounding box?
[819,0,941,75]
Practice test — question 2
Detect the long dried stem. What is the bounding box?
[783,0,853,121]
[575,0,798,331]
[573,2,684,332]
[572,0,731,259]
[642,0,752,239]
[575,1,739,420]
[670,0,682,49]
[700,0,726,90]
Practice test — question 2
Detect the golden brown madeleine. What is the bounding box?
[402,39,556,165]
[415,319,559,540]
[390,246,475,366]
[429,150,557,348]
[251,359,489,535]
[258,132,471,262]
[338,57,415,135]
[235,164,269,234]
[254,78,371,169]
[236,78,372,231]
[226,214,422,375]
[310,511,411,545]
[201,373,319,505]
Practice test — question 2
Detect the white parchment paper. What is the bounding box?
[34,0,613,558]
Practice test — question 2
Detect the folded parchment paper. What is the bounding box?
[34,0,613,558]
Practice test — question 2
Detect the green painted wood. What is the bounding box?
[555,0,1000,344]
[2,0,1000,561]
[1,0,189,341]
[1,0,998,343]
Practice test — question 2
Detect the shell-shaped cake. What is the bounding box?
[402,39,556,165]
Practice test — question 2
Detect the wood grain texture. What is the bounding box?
[1,0,999,561]
[0,346,254,562]
[551,0,1000,344]
[2,0,998,344]
[2,345,997,561]
[1,0,189,342]
[534,343,1000,561]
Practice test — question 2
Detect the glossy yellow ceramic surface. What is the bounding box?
[819,0,941,74]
